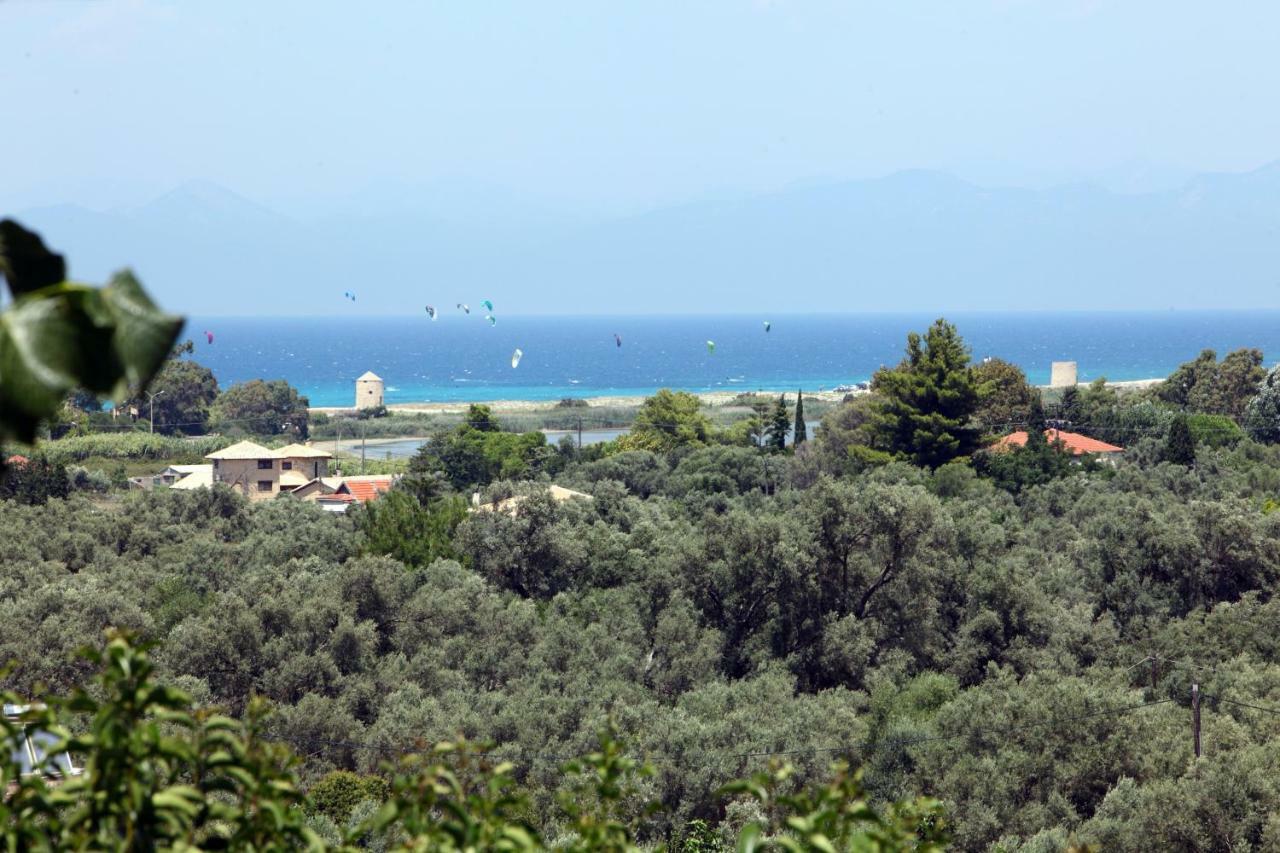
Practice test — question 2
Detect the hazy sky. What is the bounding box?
[3,1,1279,214]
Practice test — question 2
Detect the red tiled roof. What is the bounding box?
[992,429,1124,455]
[4,455,29,466]
[337,476,394,503]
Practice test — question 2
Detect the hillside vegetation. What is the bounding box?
[8,321,1280,849]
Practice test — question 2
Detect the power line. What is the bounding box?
[259,696,1177,771]
[1205,696,1280,718]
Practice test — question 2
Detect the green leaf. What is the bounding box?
[501,826,538,849]
[737,823,765,853]
[100,270,183,400]
[0,219,66,296]
[152,785,202,817]
[807,833,837,853]
[0,255,181,444]
[0,294,84,442]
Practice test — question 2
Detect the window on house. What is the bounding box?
[257,480,273,492]
[257,459,272,469]
[212,460,219,469]
[281,461,293,470]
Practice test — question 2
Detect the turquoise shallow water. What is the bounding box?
[186,312,1280,408]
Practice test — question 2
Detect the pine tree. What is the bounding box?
[1165,413,1197,466]
[766,395,790,452]
[869,318,981,468]
[793,390,807,447]
[1058,384,1080,427]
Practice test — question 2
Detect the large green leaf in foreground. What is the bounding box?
[0,218,66,295]
[0,219,183,444]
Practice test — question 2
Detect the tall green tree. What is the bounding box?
[1057,384,1081,426]
[354,488,465,567]
[1164,413,1196,466]
[1158,347,1265,417]
[972,357,1036,432]
[126,341,219,435]
[766,394,790,452]
[212,379,310,437]
[412,425,551,491]
[617,389,711,452]
[1245,365,1280,443]
[1207,347,1266,416]
[793,390,807,447]
[1157,348,1218,408]
[464,403,500,432]
[869,318,981,468]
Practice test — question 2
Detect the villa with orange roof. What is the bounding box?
[990,429,1124,457]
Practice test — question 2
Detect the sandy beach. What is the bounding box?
[311,388,857,416]
[310,378,1163,416]
[1094,378,1163,390]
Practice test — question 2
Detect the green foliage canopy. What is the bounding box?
[213,378,311,438]
[972,356,1037,432]
[618,389,711,452]
[0,220,181,445]
[126,344,220,435]
[869,319,981,468]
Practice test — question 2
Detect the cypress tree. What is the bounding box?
[767,395,790,452]
[793,390,807,447]
[1165,413,1197,466]
[1025,392,1048,451]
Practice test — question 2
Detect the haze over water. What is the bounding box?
[190,311,1280,408]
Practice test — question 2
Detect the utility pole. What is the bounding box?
[360,419,367,475]
[1151,653,1160,693]
[1191,683,1201,759]
[334,422,342,476]
[577,417,583,452]
[146,390,165,434]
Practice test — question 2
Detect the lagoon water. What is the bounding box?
[189,312,1280,408]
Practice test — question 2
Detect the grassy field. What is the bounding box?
[28,433,231,465]
[310,393,834,439]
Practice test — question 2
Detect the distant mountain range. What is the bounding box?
[14,164,1280,316]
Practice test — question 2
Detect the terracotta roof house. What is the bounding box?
[336,476,395,502]
[991,429,1124,456]
[312,476,396,513]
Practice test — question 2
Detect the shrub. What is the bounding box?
[308,770,390,824]
[1186,413,1245,448]
[66,465,112,493]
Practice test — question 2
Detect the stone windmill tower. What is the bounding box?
[355,371,384,409]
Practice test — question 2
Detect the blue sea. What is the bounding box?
[187,312,1280,408]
